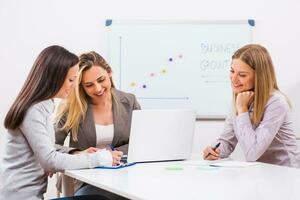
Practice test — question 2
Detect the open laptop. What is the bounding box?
[124,109,196,163]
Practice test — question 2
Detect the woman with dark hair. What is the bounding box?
[0,45,122,200]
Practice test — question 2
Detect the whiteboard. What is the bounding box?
[105,20,254,118]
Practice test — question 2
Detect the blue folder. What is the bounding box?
[95,162,136,169]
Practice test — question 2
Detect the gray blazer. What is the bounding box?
[55,88,141,154]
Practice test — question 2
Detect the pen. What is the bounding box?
[205,142,221,159]
[109,144,115,151]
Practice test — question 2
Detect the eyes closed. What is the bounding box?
[83,76,106,87]
[230,69,248,78]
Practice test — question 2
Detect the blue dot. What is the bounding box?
[169,58,173,62]
[142,85,147,89]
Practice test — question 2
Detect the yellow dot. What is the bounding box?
[130,82,137,87]
[161,69,167,74]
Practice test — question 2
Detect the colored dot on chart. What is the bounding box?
[178,54,183,58]
[142,84,147,89]
[130,82,137,87]
[161,69,167,74]
[169,58,173,62]
[150,73,155,77]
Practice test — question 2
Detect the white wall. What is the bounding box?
[1,0,300,197]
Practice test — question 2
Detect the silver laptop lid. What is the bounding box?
[127,109,196,163]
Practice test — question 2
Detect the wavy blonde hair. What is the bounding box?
[232,44,288,125]
[55,51,116,141]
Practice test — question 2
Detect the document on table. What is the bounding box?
[209,160,258,168]
[180,160,211,166]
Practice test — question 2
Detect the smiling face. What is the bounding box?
[230,59,255,94]
[55,64,79,99]
[81,66,112,102]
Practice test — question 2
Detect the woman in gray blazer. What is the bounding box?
[0,46,120,200]
[55,51,140,198]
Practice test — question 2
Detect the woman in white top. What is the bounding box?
[203,44,299,167]
[0,45,122,200]
[55,51,140,198]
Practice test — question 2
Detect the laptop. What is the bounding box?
[125,109,196,163]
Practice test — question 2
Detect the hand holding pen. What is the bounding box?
[203,142,221,160]
[108,145,123,166]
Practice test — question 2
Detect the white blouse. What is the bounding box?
[95,124,114,149]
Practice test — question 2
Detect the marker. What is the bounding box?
[205,142,220,159]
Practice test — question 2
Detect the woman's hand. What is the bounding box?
[47,172,54,178]
[72,147,99,155]
[203,146,220,160]
[235,91,254,115]
[111,150,123,166]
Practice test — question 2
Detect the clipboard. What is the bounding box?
[95,162,136,169]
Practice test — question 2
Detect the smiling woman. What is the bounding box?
[55,51,140,198]
[203,44,300,168]
[0,46,113,200]
[230,59,255,94]
[55,65,79,99]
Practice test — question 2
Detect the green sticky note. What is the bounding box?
[165,166,183,170]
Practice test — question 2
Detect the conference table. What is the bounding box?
[64,160,300,200]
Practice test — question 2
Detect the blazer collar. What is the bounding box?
[85,88,126,147]
[111,88,128,104]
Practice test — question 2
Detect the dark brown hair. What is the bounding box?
[4,45,78,130]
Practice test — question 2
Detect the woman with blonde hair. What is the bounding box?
[203,44,299,167]
[55,51,140,197]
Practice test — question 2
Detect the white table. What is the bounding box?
[65,160,300,200]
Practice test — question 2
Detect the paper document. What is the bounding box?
[209,161,258,168]
[180,160,211,166]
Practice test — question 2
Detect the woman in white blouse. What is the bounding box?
[55,51,140,198]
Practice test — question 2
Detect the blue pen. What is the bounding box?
[109,144,115,151]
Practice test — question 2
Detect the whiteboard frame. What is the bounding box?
[105,19,254,119]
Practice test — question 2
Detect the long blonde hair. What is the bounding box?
[55,51,116,141]
[232,44,281,125]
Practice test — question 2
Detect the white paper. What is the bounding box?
[209,161,258,168]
